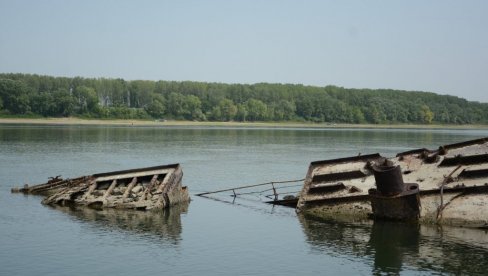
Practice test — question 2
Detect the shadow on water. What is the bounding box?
[49,202,189,244]
[298,213,488,275]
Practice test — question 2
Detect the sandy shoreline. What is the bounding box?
[0,117,487,129]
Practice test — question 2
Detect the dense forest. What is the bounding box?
[0,73,487,124]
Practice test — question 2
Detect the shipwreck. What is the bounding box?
[296,137,488,227]
[12,164,190,210]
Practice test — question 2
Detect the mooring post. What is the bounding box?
[369,163,420,221]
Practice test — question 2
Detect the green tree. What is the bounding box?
[1,73,488,125]
[295,97,315,119]
[51,89,76,116]
[246,99,267,121]
[351,107,365,123]
[210,106,222,121]
[31,93,55,116]
[270,100,296,120]
[74,86,98,113]
[145,94,166,118]
[217,99,237,121]
[167,92,186,118]
[363,105,384,124]
[0,79,31,114]
[420,104,434,124]
[184,95,204,120]
[235,104,248,121]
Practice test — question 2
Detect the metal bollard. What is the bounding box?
[372,164,404,196]
[369,162,420,221]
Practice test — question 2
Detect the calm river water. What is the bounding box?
[1,125,488,275]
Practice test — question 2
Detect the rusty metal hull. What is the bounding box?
[297,137,488,228]
[13,164,190,211]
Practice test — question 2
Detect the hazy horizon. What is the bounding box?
[1,1,487,102]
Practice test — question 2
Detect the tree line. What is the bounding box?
[0,73,487,124]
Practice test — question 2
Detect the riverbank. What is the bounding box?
[1,117,487,129]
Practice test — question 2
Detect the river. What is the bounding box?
[1,125,488,275]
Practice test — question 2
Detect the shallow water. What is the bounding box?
[1,125,488,275]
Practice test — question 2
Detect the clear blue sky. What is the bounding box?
[1,0,487,102]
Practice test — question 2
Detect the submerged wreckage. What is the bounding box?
[297,137,488,227]
[11,137,488,227]
[12,164,190,210]
[194,137,488,227]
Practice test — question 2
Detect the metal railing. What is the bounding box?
[196,178,305,203]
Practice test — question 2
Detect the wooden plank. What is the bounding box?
[92,164,178,178]
[122,177,138,198]
[84,179,98,197]
[142,174,159,200]
[103,179,118,198]
[156,171,174,194]
[95,169,172,182]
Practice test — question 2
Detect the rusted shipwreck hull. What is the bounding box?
[297,137,488,227]
[13,164,190,210]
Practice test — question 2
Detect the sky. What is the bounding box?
[0,0,487,102]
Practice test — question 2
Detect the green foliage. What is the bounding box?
[269,100,296,121]
[99,106,150,119]
[185,95,204,120]
[144,94,166,119]
[245,99,267,121]
[51,89,76,116]
[0,73,487,124]
[31,93,55,116]
[211,99,237,121]
[74,86,98,114]
[420,105,434,124]
[0,78,32,114]
[235,104,248,121]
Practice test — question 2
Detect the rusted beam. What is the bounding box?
[265,198,299,207]
[396,148,431,158]
[439,153,488,167]
[458,168,488,179]
[309,183,346,194]
[310,153,381,166]
[442,137,487,150]
[302,184,488,208]
[312,171,367,183]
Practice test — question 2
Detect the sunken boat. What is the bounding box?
[296,137,488,228]
[12,164,190,210]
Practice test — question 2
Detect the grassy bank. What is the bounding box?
[1,117,488,129]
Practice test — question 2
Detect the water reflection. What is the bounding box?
[368,221,420,274]
[299,214,488,275]
[50,203,189,244]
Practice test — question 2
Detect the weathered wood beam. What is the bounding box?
[96,169,170,182]
[157,171,176,194]
[84,179,98,198]
[103,179,118,198]
[122,177,138,198]
[142,174,159,200]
